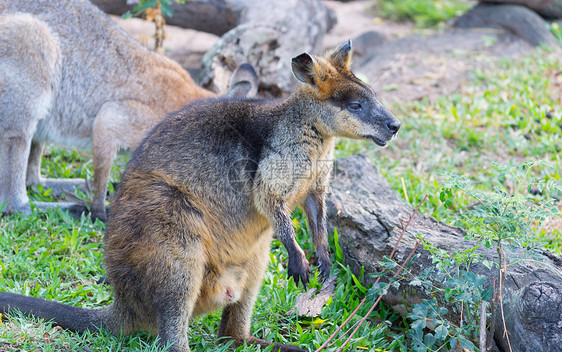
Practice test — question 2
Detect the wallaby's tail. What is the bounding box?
[0,291,113,333]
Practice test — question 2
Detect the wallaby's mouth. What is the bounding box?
[366,136,388,147]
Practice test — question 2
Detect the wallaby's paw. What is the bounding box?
[287,251,310,287]
[90,207,107,223]
[315,250,332,282]
[67,204,89,220]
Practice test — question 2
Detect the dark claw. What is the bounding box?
[287,253,310,287]
[315,251,332,282]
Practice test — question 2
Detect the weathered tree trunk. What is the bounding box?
[326,154,562,351]
[92,0,336,96]
[480,0,562,18]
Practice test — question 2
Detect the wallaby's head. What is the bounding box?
[291,40,400,146]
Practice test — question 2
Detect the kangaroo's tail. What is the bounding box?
[0,291,115,333]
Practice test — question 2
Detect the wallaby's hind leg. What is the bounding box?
[156,300,194,352]
[217,233,307,352]
[129,242,206,352]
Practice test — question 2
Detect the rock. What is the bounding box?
[480,0,562,19]
[353,29,532,103]
[351,30,389,58]
[326,154,562,351]
[454,3,558,46]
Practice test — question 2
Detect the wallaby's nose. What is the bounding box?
[387,120,400,134]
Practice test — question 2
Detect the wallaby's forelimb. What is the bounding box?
[268,201,309,287]
[303,191,331,280]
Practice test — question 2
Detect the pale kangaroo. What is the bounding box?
[0,40,399,351]
[0,0,257,221]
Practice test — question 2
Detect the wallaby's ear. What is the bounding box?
[291,53,316,85]
[330,39,352,69]
[225,63,259,98]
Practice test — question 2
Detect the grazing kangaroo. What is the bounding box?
[0,0,257,221]
[0,41,399,351]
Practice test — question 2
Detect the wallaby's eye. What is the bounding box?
[347,101,362,112]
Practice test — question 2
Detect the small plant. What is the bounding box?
[122,0,186,51]
[410,161,560,351]
[442,161,559,350]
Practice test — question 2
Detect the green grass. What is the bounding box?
[373,0,472,27]
[0,206,404,351]
[1,46,561,350]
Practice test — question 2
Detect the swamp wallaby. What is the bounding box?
[0,41,399,351]
[0,0,257,221]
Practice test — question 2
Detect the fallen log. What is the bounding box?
[91,0,239,36]
[325,154,562,351]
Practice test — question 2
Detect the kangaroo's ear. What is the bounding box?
[291,53,316,85]
[329,39,352,69]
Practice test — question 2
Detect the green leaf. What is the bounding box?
[482,259,494,270]
[333,228,343,262]
[351,273,366,293]
[482,286,493,301]
[434,324,448,341]
[379,256,398,269]
[457,335,475,350]
[134,0,158,12]
[367,282,389,299]
[423,333,436,347]
[410,318,426,332]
